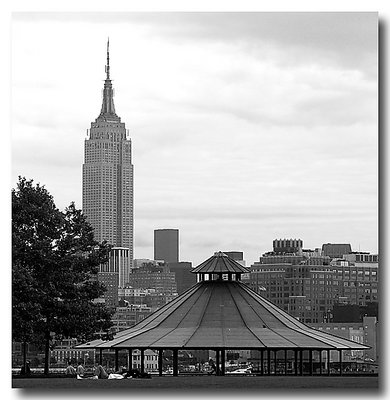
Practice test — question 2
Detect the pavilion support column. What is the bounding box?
[299,350,303,376]
[158,349,163,376]
[127,348,133,370]
[221,350,225,376]
[99,348,103,365]
[309,349,313,376]
[319,350,322,375]
[274,349,277,375]
[140,349,145,374]
[260,350,264,376]
[115,349,119,372]
[267,349,271,375]
[294,350,298,376]
[284,350,287,375]
[173,349,178,376]
[216,350,220,376]
[327,350,331,376]
[339,350,342,376]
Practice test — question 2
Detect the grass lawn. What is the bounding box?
[12,375,379,391]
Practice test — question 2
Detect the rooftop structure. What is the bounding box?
[322,243,352,259]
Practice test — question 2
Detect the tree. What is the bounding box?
[12,177,113,374]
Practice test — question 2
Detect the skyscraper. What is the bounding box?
[154,229,179,263]
[82,40,133,303]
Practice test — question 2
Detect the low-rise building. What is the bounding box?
[111,304,152,332]
[243,239,378,323]
[132,349,159,371]
[309,316,378,365]
[167,262,196,295]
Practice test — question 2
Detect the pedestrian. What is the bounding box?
[76,360,85,378]
[208,358,217,375]
[20,360,31,376]
[94,363,109,379]
[65,361,76,376]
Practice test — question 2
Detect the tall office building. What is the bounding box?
[82,41,134,304]
[154,229,179,263]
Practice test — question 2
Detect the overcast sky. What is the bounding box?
[11,12,378,267]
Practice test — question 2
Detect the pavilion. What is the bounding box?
[77,252,369,376]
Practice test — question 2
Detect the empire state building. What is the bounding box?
[82,41,133,303]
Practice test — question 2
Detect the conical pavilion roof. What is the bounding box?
[78,278,367,351]
[191,251,250,274]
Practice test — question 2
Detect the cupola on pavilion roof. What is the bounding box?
[191,251,250,275]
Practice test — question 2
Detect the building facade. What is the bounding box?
[154,229,179,263]
[244,239,378,323]
[127,269,178,297]
[97,247,132,307]
[132,349,159,371]
[322,243,352,259]
[167,262,196,295]
[82,41,133,302]
[111,304,152,333]
[309,316,378,366]
[273,239,303,254]
[118,286,176,312]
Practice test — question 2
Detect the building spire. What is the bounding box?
[105,37,110,80]
[99,38,117,120]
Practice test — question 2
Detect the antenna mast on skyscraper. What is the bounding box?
[105,37,110,80]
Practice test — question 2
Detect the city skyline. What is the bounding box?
[11,12,378,267]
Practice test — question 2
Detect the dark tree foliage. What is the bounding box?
[12,177,113,373]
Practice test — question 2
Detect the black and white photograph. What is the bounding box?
[9,8,380,396]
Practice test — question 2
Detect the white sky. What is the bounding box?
[11,12,378,267]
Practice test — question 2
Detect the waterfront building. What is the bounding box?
[111,304,152,333]
[50,339,89,367]
[132,349,159,371]
[309,316,378,369]
[12,339,92,369]
[244,240,378,323]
